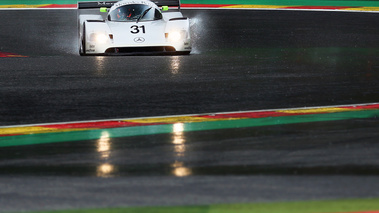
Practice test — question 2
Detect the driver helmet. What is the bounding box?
[116,8,126,20]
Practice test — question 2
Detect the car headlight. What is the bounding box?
[168,31,182,42]
[95,34,108,43]
[89,33,108,44]
[167,30,187,42]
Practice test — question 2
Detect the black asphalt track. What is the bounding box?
[0,9,379,212]
[1,9,379,125]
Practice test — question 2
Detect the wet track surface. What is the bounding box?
[1,9,379,212]
[1,9,379,125]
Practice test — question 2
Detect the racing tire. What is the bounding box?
[79,23,87,56]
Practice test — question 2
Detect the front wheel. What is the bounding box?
[79,23,86,56]
[79,41,85,56]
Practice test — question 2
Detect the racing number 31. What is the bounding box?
[131,25,146,34]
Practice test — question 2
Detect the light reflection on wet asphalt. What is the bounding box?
[1,118,379,177]
[0,8,379,212]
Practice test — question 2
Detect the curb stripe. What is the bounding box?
[284,6,353,10]
[0,52,27,57]
[220,4,379,11]
[0,103,378,147]
[223,5,284,9]
[182,4,233,8]
[1,103,378,137]
[39,4,77,8]
[1,4,379,11]
[343,7,379,11]
[0,4,50,8]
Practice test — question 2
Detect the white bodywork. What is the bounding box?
[78,0,191,55]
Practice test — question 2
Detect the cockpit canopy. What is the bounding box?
[108,4,162,22]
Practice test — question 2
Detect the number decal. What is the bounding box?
[130,25,139,34]
[131,25,146,34]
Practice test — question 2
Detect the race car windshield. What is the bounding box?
[109,4,162,22]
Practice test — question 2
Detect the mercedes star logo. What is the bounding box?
[134,37,145,43]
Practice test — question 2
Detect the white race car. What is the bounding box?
[78,0,191,55]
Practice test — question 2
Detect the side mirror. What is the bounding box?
[100,7,108,13]
[162,6,169,11]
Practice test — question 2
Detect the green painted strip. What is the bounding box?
[1,0,379,7]
[1,109,378,147]
[28,198,379,213]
